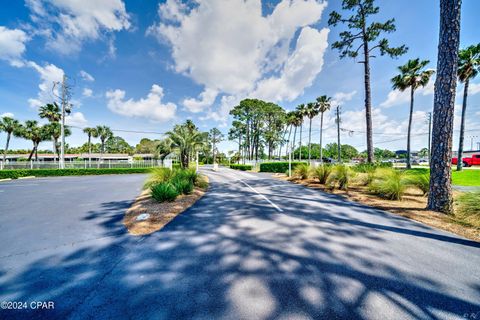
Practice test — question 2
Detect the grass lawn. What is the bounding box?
[404,168,480,186]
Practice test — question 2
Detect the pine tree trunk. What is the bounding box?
[3,132,11,163]
[457,79,469,171]
[308,117,312,162]
[406,87,415,170]
[427,0,461,214]
[320,112,324,163]
[238,135,241,164]
[363,38,374,163]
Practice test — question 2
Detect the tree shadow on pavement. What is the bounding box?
[1,175,479,319]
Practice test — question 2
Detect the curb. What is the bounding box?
[17,176,36,180]
[0,178,12,182]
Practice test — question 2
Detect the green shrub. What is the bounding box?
[259,161,308,173]
[172,177,194,194]
[369,169,407,200]
[454,192,480,228]
[406,172,430,196]
[293,164,310,179]
[0,168,152,180]
[143,168,175,189]
[151,182,179,202]
[328,165,353,190]
[312,165,332,184]
[353,162,393,173]
[230,164,253,171]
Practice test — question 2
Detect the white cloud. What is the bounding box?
[65,111,87,126]
[79,70,94,82]
[380,78,435,108]
[82,88,93,97]
[1,112,14,118]
[26,61,64,107]
[148,0,328,116]
[468,82,480,96]
[0,26,29,66]
[106,84,176,122]
[26,0,130,54]
[332,90,357,106]
[253,27,330,102]
[183,88,218,113]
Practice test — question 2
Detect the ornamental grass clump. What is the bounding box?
[293,163,311,180]
[144,168,175,189]
[151,182,179,202]
[406,172,430,196]
[369,168,407,200]
[454,192,480,228]
[312,164,333,184]
[328,164,353,190]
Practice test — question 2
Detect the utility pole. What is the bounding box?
[426,112,432,161]
[336,105,342,163]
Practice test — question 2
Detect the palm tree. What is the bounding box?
[391,58,435,169]
[0,117,21,163]
[96,125,113,162]
[304,102,319,162]
[456,44,480,171]
[39,103,61,160]
[291,111,303,160]
[316,95,332,163]
[296,104,306,161]
[83,127,98,165]
[284,111,297,158]
[167,122,205,168]
[45,123,71,159]
[427,0,462,214]
[21,120,50,161]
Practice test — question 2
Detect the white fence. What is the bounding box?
[0,160,168,170]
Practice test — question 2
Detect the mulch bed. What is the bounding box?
[123,187,206,236]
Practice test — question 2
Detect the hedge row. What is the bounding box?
[230,164,253,171]
[259,162,308,173]
[0,168,152,179]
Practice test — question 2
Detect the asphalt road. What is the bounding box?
[0,169,479,320]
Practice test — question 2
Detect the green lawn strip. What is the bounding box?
[229,164,253,171]
[0,168,153,179]
[403,168,480,186]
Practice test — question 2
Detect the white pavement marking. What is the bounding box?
[238,179,283,212]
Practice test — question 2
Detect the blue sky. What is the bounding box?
[0,0,479,154]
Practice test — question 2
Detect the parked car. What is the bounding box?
[452,154,480,167]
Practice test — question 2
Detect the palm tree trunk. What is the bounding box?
[319,112,324,163]
[362,35,374,163]
[28,141,35,161]
[292,126,297,160]
[88,135,92,168]
[278,126,288,160]
[34,142,39,161]
[308,118,312,162]
[406,87,415,170]
[3,132,11,163]
[457,79,469,171]
[299,123,303,161]
[52,135,57,163]
[427,0,461,214]
[286,125,292,159]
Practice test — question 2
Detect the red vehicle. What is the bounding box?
[452,154,480,167]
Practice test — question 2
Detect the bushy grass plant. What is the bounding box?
[151,182,179,202]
